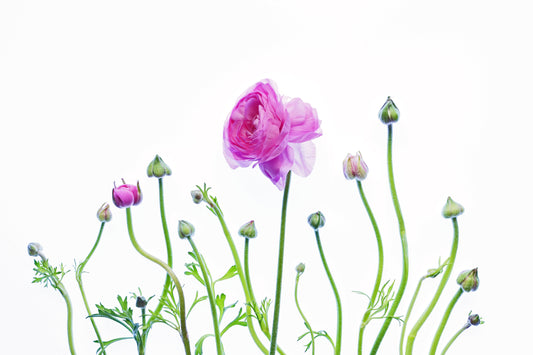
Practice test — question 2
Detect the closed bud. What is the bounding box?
[468,313,483,326]
[343,152,368,181]
[191,190,203,204]
[27,242,43,257]
[238,220,257,239]
[178,220,195,239]
[147,154,172,178]
[378,96,400,124]
[307,211,325,230]
[136,296,148,309]
[296,263,306,274]
[442,197,464,218]
[457,268,479,292]
[112,181,142,208]
[96,203,112,222]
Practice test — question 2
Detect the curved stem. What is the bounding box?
[356,180,384,355]
[440,323,469,355]
[125,208,191,355]
[295,273,315,355]
[399,276,427,355]
[245,238,268,333]
[75,222,106,354]
[405,218,459,355]
[371,124,409,354]
[188,237,223,355]
[57,282,76,355]
[148,178,173,324]
[430,288,464,355]
[269,171,292,355]
[315,230,342,355]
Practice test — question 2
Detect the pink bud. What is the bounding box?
[112,181,142,208]
[343,152,368,181]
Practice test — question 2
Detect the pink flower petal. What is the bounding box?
[289,141,316,177]
[258,147,294,190]
[286,98,322,143]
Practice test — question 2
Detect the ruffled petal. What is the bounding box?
[258,146,294,190]
[289,141,316,177]
[286,98,322,143]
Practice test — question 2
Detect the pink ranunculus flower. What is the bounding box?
[112,181,142,208]
[223,80,321,189]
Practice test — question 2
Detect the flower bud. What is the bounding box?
[295,263,306,274]
[468,313,483,326]
[343,152,368,181]
[136,296,148,309]
[307,211,325,230]
[96,203,112,222]
[178,220,195,239]
[378,96,400,124]
[238,220,257,239]
[191,190,203,204]
[112,181,142,208]
[147,154,172,178]
[442,197,464,218]
[27,242,43,257]
[457,268,479,292]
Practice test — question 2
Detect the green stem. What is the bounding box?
[356,180,383,355]
[405,218,459,355]
[430,288,464,355]
[75,222,106,355]
[315,230,343,355]
[294,273,315,355]
[244,238,269,333]
[148,178,173,324]
[440,323,469,355]
[125,208,191,355]
[370,124,409,355]
[57,282,76,355]
[269,170,292,355]
[399,276,427,355]
[188,237,224,355]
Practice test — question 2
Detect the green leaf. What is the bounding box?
[214,265,238,284]
[194,334,214,355]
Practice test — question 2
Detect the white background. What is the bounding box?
[1,0,530,354]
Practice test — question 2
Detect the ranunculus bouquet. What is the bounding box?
[28,80,482,355]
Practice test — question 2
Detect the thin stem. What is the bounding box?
[269,171,292,355]
[148,178,173,324]
[57,282,76,355]
[125,208,191,355]
[399,275,427,355]
[440,324,469,355]
[315,230,343,355]
[245,238,269,333]
[188,237,224,355]
[430,288,464,355]
[405,218,459,355]
[294,273,315,355]
[371,124,409,354]
[356,180,384,355]
[75,222,106,354]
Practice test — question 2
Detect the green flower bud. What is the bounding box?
[178,220,195,239]
[295,263,306,274]
[238,220,257,239]
[468,313,483,326]
[307,211,325,230]
[136,295,148,309]
[27,242,43,257]
[442,197,464,218]
[96,203,112,222]
[457,268,479,292]
[191,190,203,204]
[147,154,172,178]
[378,96,400,125]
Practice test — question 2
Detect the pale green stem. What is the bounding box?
[57,281,76,355]
[125,208,191,355]
[440,323,470,355]
[187,237,224,355]
[399,275,427,355]
[75,222,106,354]
[405,218,459,355]
[244,238,269,334]
[356,180,383,355]
[314,230,342,355]
[269,171,292,355]
[295,272,315,355]
[429,288,464,355]
[370,124,409,355]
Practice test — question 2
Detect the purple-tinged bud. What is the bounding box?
[112,181,142,208]
[457,268,479,292]
[442,197,464,218]
[343,152,368,181]
[191,190,203,204]
[296,263,306,274]
[96,203,112,222]
[468,313,483,326]
[136,296,148,309]
[238,220,257,239]
[378,96,400,125]
[27,242,43,257]
[307,211,325,230]
[178,220,195,239]
[147,155,172,178]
